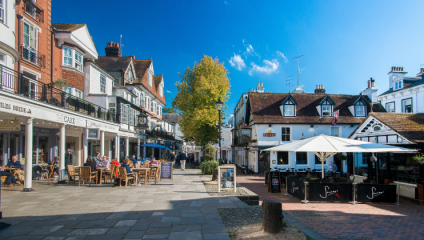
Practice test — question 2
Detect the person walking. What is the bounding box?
[180,151,187,171]
[176,152,181,166]
[170,152,176,169]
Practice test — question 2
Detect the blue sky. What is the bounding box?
[53,0,424,116]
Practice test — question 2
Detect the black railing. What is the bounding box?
[21,45,46,68]
[0,65,117,123]
[23,0,44,23]
[145,129,175,141]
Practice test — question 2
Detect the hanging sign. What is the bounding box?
[0,119,20,131]
[136,114,149,132]
[87,128,100,139]
[241,129,251,144]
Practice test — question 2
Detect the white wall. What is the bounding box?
[0,0,17,69]
[380,87,424,113]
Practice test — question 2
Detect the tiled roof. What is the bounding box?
[96,56,132,71]
[133,60,166,105]
[52,23,85,32]
[368,113,424,143]
[248,92,386,124]
[163,113,180,124]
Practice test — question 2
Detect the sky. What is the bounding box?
[52,0,424,116]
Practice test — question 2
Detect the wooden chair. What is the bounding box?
[67,165,79,184]
[101,165,115,184]
[79,166,97,186]
[0,176,6,185]
[149,166,160,184]
[119,167,137,187]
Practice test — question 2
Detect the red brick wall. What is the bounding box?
[15,0,52,85]
[52,38,63,82]
[62,69,84,91]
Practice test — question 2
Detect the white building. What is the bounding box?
[379,67,424,113]
[0,0,19,69]
[214,125,233,163]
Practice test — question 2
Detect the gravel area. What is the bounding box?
[218,206,263,232]
[205,184,250,196]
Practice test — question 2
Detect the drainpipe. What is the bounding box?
[51,28,55,83]
[17,14,23,93]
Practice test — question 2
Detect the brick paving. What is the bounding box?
[237,174,424,240]
[0,169,249,240]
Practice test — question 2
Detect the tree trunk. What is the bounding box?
[212,169,218,181]
[262,199,283,234]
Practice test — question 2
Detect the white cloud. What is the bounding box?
[166,90,172,93]
[248,59,280,76]
[242,40,260,58]
[276,51,288,63]
[229,53,246,71]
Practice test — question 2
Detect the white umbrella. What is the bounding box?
[262,134,417,178]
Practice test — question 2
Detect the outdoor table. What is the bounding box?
[97,168,108,185]
[4,168,17,174]
[132,168,151,185]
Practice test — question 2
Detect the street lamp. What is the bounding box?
[215,97,224,164]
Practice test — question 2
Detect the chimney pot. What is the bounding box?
[257,82,260,88]
[116,43,119,48]
[322,85,324,89]
[368,80,371,88]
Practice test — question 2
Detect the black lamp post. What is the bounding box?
[215,97,224,163]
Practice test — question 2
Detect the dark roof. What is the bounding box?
[379,77,424,97]
[134,60,152,80]
[52,23,85,32]
[153,75,162,89]
[367,113,424,143]
[96,56,132,71]
[248,92,386,124]
[162,113,180,123]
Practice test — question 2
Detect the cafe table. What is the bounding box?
[4,168,18,174]
[132,168,151,185]
[97,167,109,185]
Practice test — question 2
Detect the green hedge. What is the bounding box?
[200,160,219,175]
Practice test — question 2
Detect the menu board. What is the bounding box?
[268,171,281,193]
[218,165,236,193]
[160,162,173,180]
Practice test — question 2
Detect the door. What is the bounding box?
[258,151,270,173]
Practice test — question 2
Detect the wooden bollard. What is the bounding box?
[262,199,283,234]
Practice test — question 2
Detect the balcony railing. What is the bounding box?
[21,45,46,68]
[0,65,117,123]
[145,129,175,141]
[23,0,44,23]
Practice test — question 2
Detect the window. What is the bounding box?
[75,89,82,99]
[398,81,402,89]
[23,22,38,65]
[109,103,116,112]
[0,0,5,24]
[129,109,135,126]
[74,50,83,71]
[355,101,366,117]
[283,100,295,116]
[120,104,130,123]
[296,152,307,165]
[277,152,289,165]
[128,70,134,82]
[148,72,152,86]
[395,82,398,89]
[100,75,106,93]
[159,85,163,97]
[63,47,72,66]
[402,98,412,113]
[150,101,154,112]
[0,52,5,63]
[331,127,339,137]
[156,105,159,115]
[140,93,144,107]
[281,127,290,141]
[25,0,36,19]
[385,102,395,113]
[321,100,332,116]
[315,155,326,164]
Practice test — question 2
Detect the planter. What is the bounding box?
[418,184,424,201]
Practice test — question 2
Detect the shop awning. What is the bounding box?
[139,143,172,150]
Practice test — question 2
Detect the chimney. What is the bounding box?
[361,78,378,104]
[314,85,326,94]
[256,82,265,93]
[371,78,375,87]
[105,41,121,57]
[368,80,371,88]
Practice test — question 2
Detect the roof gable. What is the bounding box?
[281,95,298,105]
[319,95,336,105]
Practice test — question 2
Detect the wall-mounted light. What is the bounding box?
[269,124,272,127]
[310,125,314,128]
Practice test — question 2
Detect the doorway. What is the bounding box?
[258,151,270,173]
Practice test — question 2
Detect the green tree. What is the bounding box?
[162,107,177,113]
[53,78,68,90]
[172,55,230,147]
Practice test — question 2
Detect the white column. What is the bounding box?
[137,138,140,158]
[143,136,146,158]
[2,133,7,166]
[115,135,120,160]
[24,118,33,191]
[125,137,129,158]
[100,130,105,157]
[83,129,88,164]
[59,124,66,181]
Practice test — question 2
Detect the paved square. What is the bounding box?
[0,169,248,240]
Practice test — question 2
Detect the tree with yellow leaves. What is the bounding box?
[172,55,230,147]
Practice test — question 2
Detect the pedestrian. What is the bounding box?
[176,152,181,166]
[180,151,187,171]
[331,161,338,176]
[7,156,24,184]
[51,156,59,176]
[170,151,176,169]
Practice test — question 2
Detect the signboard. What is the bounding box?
[218,165,236,193]
[241,129,251,144]
[308,183,353,202]
[0,119,20,131]
[356,184,396,203]
[263,133,276,137]
[136,114,149,132]
[268,171,281,193]
[87,128,100,139]
[160,162,173,180]
[287,177,305,200]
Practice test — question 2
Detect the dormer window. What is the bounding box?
[321,100,332,117]
[355,101,366,117]
[280,95,297,117]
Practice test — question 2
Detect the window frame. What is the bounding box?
[277,151,289,165]
[282,100,295,117]
[401,98,413,113]
[321,100,332,117]
[23,21,39,65]
[331,127,340,137]
[140,92,144,107]
[281,127,291,142]
[0,0,6,24]
[296,152,308,165]
[63,47,72,66]
[385,101,395,113]
[74,49,83,72]
[354,100,366,117]
[100,74,106,93]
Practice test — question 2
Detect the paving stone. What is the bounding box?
[64,237,87,240]
[181,213,202,218]
[202,224,227,233]
[68,229,109,236]
[152,212,165,216]
[168,231,202,240]
[170,224,202,232]
[145,227,170,234]
[115,220,137,227]
[179,217,205,225]
[124,230,145,239]
[161,217,180,223]
[29,226,64,235]
[203,233,230,240]
[106,227,131,235]
[131,222,150,231]
[142,234,168,239]
[43,237,65,240]
[149,222,172,228]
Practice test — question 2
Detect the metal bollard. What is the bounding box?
[351,183,357,205]
[284,177,290,195]
[395,183,401,206]
[303,181,309,204]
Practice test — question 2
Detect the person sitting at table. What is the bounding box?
[0,166,21,187]
[98,155,110,168]
[150,158,159,166]
[7,156,25,184]
[84,157,97,182]
[51,157,59,177]
[92,152,101,167]
[122,158,133,173]
[130,155,138,166]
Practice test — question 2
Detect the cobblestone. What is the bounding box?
[218,206,263,232]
